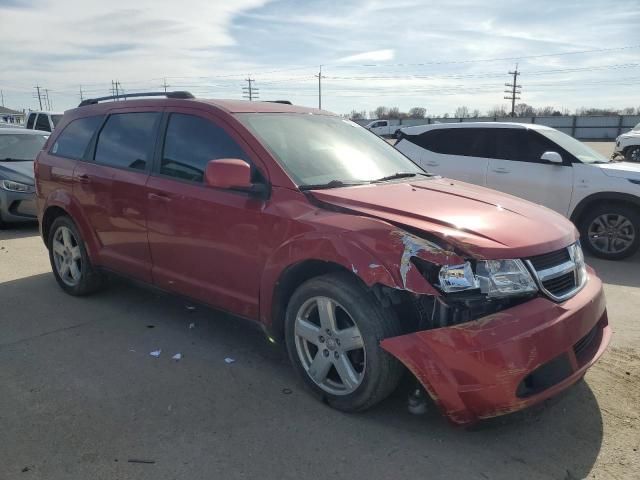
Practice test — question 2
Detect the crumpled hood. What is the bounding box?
[310,178,577,259]
[595,161,640,180]
[0,161,34,186]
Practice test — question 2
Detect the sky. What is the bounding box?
[1,0,639,116]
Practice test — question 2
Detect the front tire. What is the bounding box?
[625,146,640,163]
[285,272,404,412]
[48,216,105,295]
[579,204,639,260]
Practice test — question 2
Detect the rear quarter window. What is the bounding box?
[50,115,104,160]
[26,113,36,129]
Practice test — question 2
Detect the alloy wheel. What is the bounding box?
[629,147,640,162]
[294,296,366,396]
[52,226,83,286]
[587,213,636,255]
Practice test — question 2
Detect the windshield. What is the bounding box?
[537,129,609,164]
[238,113,423,187]
[51,115,63,127]
[633,122,640,131]
[0,133,47,161]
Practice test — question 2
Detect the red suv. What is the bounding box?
[35,92,610,425]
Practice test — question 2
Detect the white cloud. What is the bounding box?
[337,49,395,63]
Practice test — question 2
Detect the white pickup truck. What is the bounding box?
[364,120,402,138]
[613,122,640,162]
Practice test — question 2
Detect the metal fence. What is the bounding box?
[354,115,640,140]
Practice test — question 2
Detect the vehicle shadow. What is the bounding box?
[0,222,39,241]
[586,251,640,288]
[1,272,604,480]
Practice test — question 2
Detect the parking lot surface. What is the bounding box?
[1,223,638,480]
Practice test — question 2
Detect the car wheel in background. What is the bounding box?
[395,129,403,139]
[625,146,640,163]
[48,216,106,295]
[285,272,404,412]
[580,204,639,260]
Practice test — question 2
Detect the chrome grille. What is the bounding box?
[525,244,586,302]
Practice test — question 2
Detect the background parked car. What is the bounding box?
[24,111,63,133]
[613,122,640,162]
[364,119,402,138]
[395,122,640,260]
[0,128,48,227]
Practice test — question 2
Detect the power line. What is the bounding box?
[504,64,521,116]
[33,86,43,110]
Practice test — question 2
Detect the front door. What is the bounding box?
[486,129,574,215]
[145,109,270,319]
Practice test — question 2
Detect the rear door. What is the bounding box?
[485,128,573,215]
[407,127,492,185]
[73,108,161,282]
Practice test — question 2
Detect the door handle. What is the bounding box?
[148,192,171,202]
[76,174,91,184]
[492,168,510,174]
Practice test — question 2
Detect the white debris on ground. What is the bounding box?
[172,353,182,361]
[149,349,162,357]
[224,357,235,364]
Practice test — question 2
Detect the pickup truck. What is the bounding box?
[364,120,402,138]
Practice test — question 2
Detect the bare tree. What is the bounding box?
[348,110,367,120]
[454,106,470,118]
[387,107,402,119]
[471,109,480,118]
[371,106,389,119]
[442,112,450,118]
[514,103,535,117]
[486,105,507,117]
[408,107,427,119]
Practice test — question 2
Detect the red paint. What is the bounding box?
[205,159,252,189]
[36,98,609,423]
[381,267,610,425]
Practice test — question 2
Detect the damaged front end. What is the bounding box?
[373,231,609,425]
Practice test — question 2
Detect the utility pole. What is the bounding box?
[0,90,4,107]
[315,65,324,109]
[504,64,521,117]
[242,77,259,101]
[34,86,43,110]
[79,85,84,102]
[117,81,124,98]
[43,89,51,110]
[161,78,170,93]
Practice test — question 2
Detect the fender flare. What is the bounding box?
[570,191,640,224]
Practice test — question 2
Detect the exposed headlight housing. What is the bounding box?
[439,259,537,298]
[1,179,34,193]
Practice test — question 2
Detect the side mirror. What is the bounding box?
[205,159,252,190]
[540,151,563,164]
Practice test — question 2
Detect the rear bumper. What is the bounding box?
[381,268,610,425]
[0,189,37,223]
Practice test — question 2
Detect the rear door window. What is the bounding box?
[50,115,104,159]
[26,113,36,129]
[94,112,161,171]
[35,114,51,132]
[410,128,494,157]
[160,113,248,183]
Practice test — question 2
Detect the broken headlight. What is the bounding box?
[439,259,537,298]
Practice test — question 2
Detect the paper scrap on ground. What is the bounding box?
[224,357,235,364]
[188,322,195,329]
[172,353,182,361]
[149,350,161,357]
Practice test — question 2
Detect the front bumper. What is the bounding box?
[381,267,610,425]
[0,189,37,223]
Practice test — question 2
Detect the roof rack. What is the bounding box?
[78,91,194,107]
[265,100,292,105]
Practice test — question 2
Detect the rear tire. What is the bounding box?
[285,272,404,412]
[625,146,640,163]
[579,204,639,260]
[48,216,105,295]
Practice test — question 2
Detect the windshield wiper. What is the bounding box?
[0,157,30,162]
[371,172,431,183]
[299,179,369,191]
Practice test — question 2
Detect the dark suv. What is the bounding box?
[35,92,610,425]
